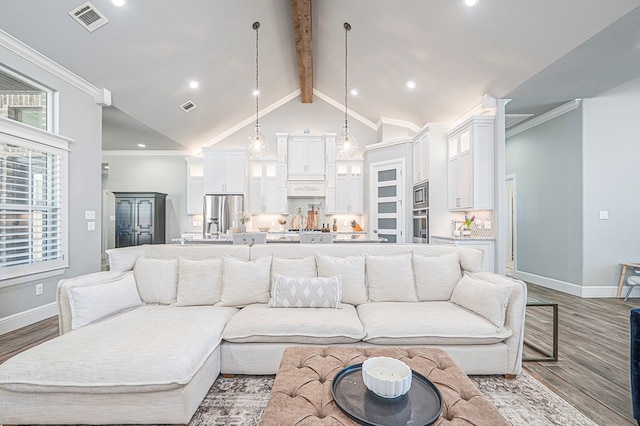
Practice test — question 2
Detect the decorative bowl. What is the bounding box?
[361,357,412,398]
[258,226,270,232]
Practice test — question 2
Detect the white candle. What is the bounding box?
[369,366,403,380]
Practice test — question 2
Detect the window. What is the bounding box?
[0,69,67,283]
[0,67,51,132]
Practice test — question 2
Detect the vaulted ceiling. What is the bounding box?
[1,1,639,152]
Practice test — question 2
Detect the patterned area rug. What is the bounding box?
[190,372,597,426]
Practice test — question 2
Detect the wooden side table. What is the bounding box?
[616,262,640,299]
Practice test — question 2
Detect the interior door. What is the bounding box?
[370,160,405,243]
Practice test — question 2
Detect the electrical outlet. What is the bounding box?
[35,283,44,296]
[484,221,492,230]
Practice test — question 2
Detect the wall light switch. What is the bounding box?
[85,210,96,220]
[87,221,96,231]
[599,211,609,220]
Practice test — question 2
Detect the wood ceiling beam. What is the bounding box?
[291,0,313,103]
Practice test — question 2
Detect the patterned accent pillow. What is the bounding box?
[269,274,342,309]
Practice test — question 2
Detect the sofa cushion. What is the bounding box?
[175,258,222,306]
[106,246,146,272]
[357,301,512,345]
[413,253,462,301]
[133,258,178,305]
[223,303,365,344]
[272,256,317,278]
[451,273,512,329]
[269,274,342,308]
[0,305,238,393]
[366,253,418,302]
[67,272,142,330]
[316,253,367,305]
[218,256,272,307]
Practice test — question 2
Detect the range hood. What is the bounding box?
[287,181,326,198]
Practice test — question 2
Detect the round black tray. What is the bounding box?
[331,363,443,426]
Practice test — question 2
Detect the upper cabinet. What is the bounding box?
[413,130,429,184]
[287,136,326,180]
[447,116,494,211]
[249,161,287,214]
[203,148,245,194]
[185,157,204,215]
[326,161,364,214]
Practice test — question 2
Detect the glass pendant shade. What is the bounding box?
[247,123,268,158]
[336,127,358,159]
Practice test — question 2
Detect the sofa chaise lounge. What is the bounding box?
[0,243,526,425]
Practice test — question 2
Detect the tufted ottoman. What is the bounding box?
[261,346,508,425]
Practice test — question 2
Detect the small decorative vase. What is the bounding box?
[238,224,246,233]
[462,228,471,237]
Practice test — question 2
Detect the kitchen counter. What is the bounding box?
[430,235,496,242]
[171,231,385,244]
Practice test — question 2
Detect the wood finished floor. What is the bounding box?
[0,283,638,425]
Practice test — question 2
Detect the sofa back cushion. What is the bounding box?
[106,246,146,272]
[67,272,142,329]
[316,253,367,305]
[175,258,223,306]
[272,256,317,278]
[269,274,342,308]
[450,272,512,328]
[133,258,178,304]
[218,256,272,307]
[413,253,462,301]
[366,253,418,302]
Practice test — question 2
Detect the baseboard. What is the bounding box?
[513,270,622,298]
[0,302,57,335]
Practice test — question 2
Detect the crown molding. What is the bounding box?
[506,99,582,138]
[362,137,413,153]
[375,116,421,133]
[313,89,377,130]
[0,29,109,103]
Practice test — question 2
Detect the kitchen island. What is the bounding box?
[172,231,386,244]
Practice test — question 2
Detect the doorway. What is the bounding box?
[505,175,516,277]
[369,159,405,243]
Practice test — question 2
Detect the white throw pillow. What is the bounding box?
[413,253,462,301]
[133,258,178,305]
[67,272,142,330]
[269,274,342,308]
[450,272,512,328]
[366,253,418,302]
[218,256,272,307]
[316,253,367,305]
[272,256,317,279]
[175,257,222,306]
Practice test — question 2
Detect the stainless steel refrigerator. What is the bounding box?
[203,194,244,238]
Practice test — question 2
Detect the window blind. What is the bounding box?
[0,141,63,270]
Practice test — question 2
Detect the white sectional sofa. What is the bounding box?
[0,243,526,425]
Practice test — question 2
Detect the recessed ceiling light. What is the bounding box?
[137,144,146,148]
[252,89,260,97]
[110,0,127,7]
[350,89,358,96]
[406,81,416,89]
[189,81,199,89]
[464,0,479,7]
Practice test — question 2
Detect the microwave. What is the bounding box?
[413,182,429,209]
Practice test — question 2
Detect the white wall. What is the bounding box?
[582,76,640,294]
[101,155,188,244]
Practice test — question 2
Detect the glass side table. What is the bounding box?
[524,294,559,362]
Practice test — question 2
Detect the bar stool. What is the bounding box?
[617,262,640,299]
[627,270,640,301]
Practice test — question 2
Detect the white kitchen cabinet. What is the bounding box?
[249,161,287,214]
[447,116,494,211]
[288,136,325,180]
[185,157,204,215]
[203,148,245,194]
[326,161,363,214]
[413,130,429,184]
[430,236,495,272]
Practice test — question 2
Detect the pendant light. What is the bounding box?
[336,22,358,159]
[247,21,268,158]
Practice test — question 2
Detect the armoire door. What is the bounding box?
[115,197,135,248]
[134,197,155,245]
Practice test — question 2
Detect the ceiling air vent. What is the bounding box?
[69,2,109,32]
[180,101,197,112]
